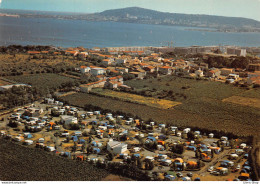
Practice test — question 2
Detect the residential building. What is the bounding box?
[205,69,221,78]
[195,70,204,77]
[220,68,235,76]
[227,48,247,57]
[158,66,173,75]
[90,67,106,76]
[60,115,78,125]
[107,140,128,154]
[80,66,90,73]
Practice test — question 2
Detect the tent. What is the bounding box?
[165,175,175,181]
[158,135,166,140]
[79,139,85,144]
[147,136,156,142]
[64,152,71,158]
[187,146,196,151]
[182,177,191,181]
[174,158,184,163]
[133,154,140,157]
[93,147,101,154]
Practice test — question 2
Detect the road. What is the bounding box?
[197,149,232,175]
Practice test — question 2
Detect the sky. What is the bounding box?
[0,0,260,21]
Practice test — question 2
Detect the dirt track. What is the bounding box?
[0,138,110,181]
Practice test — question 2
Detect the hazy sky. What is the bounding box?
[1,0,260,21]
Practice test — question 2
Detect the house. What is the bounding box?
[158,66,173,75]
[116,58,127,65]
[92,47,101,51]
[60,115,78,125]
[220,68,235,76]
[45,98,55,104]
[227,48,246,57]
[78,52,88,60]
[104,76,124,89]
[195,70,204,77]
[129,72,146,79]
[107,140,128,154]
[28,51,41,55]
[115,67,129,73]
[65,50,79,56]
[227,74,239,81]
[143,66,156,73]
[105,81,122,89]
[96,75,107,81]
[90,67,106,76]
[102,58,114,66]
[80,66,90,73]
[205,69,221,78]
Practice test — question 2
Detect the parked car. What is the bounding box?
[176,172,183,178]
[211,171,220,176]
[208,166,214,172]
[187,172,193,177]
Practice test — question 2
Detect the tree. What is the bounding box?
[195,149,200,158]
[221,144,225,152]
[137,157,143,169]
[161,127,166,134]
[72,142,77,152]
[211,149,215,158]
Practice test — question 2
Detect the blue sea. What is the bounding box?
[0,16,260,48]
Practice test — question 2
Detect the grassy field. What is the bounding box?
[6,73,77,91]
[223,96,260,109]
[91,88,181,109]
[125,76,247,102]
[61,91,260,136]
[0,138,110,181]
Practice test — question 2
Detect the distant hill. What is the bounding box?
[1,7,260,32]
[93,7,260,32]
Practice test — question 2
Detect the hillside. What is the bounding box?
[94,7,260,32]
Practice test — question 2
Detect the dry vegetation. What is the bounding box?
[0,53,84,76]
[92,88,181,109]
[223,96,260,109]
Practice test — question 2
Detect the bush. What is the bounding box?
[69,123,80,130]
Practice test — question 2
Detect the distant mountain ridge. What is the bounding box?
[94,7,260,32]
[1,7,260,32]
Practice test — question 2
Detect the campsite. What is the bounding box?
[0,98,255,181]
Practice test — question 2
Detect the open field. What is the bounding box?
[61,92,260,136]
[223,96,260,109]
[92,88,181,109]
[0,138,110,181]
[125,76,247,102]
[6,73,77,91]
[0,53,83,76]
